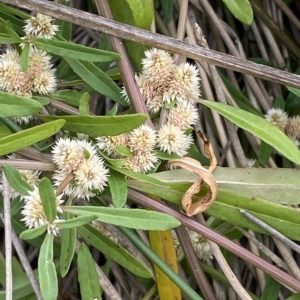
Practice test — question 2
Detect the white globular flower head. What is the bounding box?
[96,134,129,158]
[142,48,175,85]
[123,152,157,173]
[285,116,300,147]
[52,138,86,173]
[172,229,213,261]
[128,125,156,154]
[32,69,57,95]
[166,63,200,103]
[29,48,52,74]
[21,186,63,235]
[265,108,288,132]
[167,100,199,129]
[0,49,20,64]
[24,13,59,39]
[157,124,192,156]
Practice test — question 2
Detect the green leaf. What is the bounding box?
[38,178,57,222]
[54,1,72,41]
[260,276,281,300]
[56,215,98,229]
[31,96,50,105]
[0,91,42,117]
[2,164,33,196]
[287,86,300,98]
[148,167,300,205]
[60,205,76,278]
[115,145,133,157]
[11,198,24,216]
[0,119,65,156]
[79,92,90,115]
[6,20,22,42]
[155,151,180,160]
[50,89,82,107]
[77,243,102,300]
[64,59,127,105]
[34,38,120,62]
[37,114,146,137]
[0,33,15,44]
[286,294,300,300]
[0,3,30,19]
[77,224,153,278]
[222,0,253,25]
[38,234,58,300]
[106,104,118,116]
[108,169,128,208]
[221,75,263,117]
[21,43,30,72]
[63,206,180,230]
[20,226,47,240]
[161,0,174,24]
[258,141,273,164]
[200,99,300,164]
[0,125,11,138]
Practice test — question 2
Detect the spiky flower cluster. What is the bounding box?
[265,108,300,147]
[97,125,158,173]
[52,138,109,199]
[0,154,40,199]
[172,229,213,261]
[21,186,63,235]
[0,14,58,124]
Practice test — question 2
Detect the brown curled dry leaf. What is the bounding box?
[197,130,217,172]
[169,157,217,216]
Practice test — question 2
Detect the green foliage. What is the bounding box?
[222,0,253,25]
[260,276,281,300]
[108,169,128,207]
[77,243,102,300]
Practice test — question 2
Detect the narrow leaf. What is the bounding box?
[38,234,58,300]
[64,59,127,105]
[258,141,273,164]
[63,206,180,230]
[200,100,300,164]
[56,215,98,229]
[77,224,153,278]
[149,230,181,300]
[60,203,76,278]
[38,178,57,222]
[108,169,128,208]
[34,38,120,62]
[260,276,281,300]
[0,91,42,117]
[77,243,102,300]
[222,0,253,25]
[0,119,65,156]
[79,92,90,115]
[2,164,33,196]
[21,43,30,72]
[36,114,147,137]
[20,226,47,240]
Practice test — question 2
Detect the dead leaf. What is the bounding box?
[169,157,217,216]
[197,130,217,172]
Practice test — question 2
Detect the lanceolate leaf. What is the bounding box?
[36,114,147,137]
[20,226,47,240]
[148,168,300,205]
[2,164,33,196]
[108,169,128,208]
[63,206,180,230]
[0,91,42,117]
[77,224,153,278]
[34,38,120,62]
[64,58,126,105]
[222,0,253,25]
[77,243,102,300]
[0,119,65,156]
[38,234,58,300]
[200,100,300,164]
[38,178,57,222]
